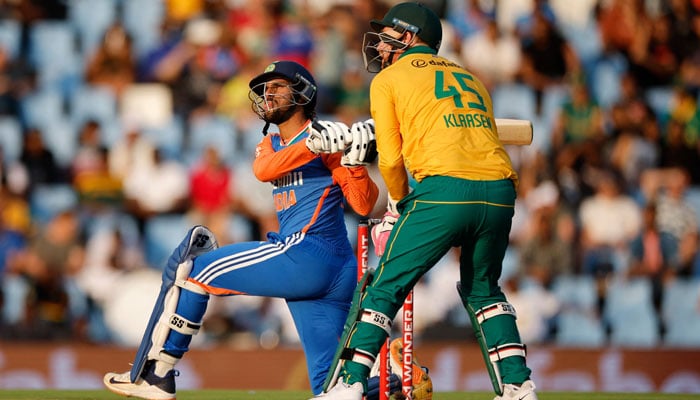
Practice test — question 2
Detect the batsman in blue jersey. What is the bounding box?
[103,60,379,399]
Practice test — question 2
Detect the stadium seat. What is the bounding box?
[559,22,602,78]
[0,19,21,60]
[603,278,660,348]
[68,0,118,57]
[20,88,65,131]
[143,214,192,269]
[555,310,606,347]
[99,117,124,148]
[661,279,700,321]
[645,86,675,125]
[0,116,22,163]
[551,275,598,312]
[661,279,700,346]
[121,0,164,57]
[590,56,625,108]
[684,186,700,227]
[39,116,79,167]
[141,116,185,161]
[69,84,118,128]
[491,83,537,122]
[539,86,568,130]
[237,118,268,161]
[29,184,79,224]
[228,214,254,243]
[28,21,83,96]
[85,212,142,247]
[28,17,76,68]
[664,314,700,348]
[185,114,238,166]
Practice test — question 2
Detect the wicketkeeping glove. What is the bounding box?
[306,120,351,154]
[371,196,400,257]
[342,118,378,167]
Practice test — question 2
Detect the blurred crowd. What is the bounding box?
[0,0,699,351]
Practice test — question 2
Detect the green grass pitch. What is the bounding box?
[1,391,698,400]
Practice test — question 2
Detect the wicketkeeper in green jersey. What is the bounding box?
[315,2,539,400]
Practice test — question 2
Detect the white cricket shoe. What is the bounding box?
[310,381,364,400]
[103,361,178,400]
[494,380,538,400]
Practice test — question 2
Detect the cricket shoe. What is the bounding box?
[103,360,178,400]
[494,380,538,400]
[310,381,364,400]
[389,338,433,400]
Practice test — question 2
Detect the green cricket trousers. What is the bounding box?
[343,175,531,386]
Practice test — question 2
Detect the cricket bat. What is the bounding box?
[309,118,534,150]
[495,118,533,146]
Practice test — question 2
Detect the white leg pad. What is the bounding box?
[146,260,209,361]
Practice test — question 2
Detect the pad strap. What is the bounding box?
[176,278,209,295]
[488,343,527,362]
[475,302,517,324]
[166,313,201,335]
[359,308,393,335]
[340,347,376,369]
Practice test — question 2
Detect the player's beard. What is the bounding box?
[264,102,299,125]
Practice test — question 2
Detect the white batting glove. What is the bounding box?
[371,197,400,257]
[306,120,351,154]
[342,119,376,167]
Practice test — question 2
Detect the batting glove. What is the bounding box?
[371,197,400,257]
[306,120,351,154]
[342,119,377,167]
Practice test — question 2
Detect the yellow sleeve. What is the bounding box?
[370,75,410,201]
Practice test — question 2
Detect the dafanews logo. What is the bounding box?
[443,113,492,129]
[428,59,461,68]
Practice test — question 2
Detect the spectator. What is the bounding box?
[269,6,314,69]
[513,0,558,41]
[146,17,240,117]
[108,125,158,180]
[608,117,661,191]
[72,147,124,214]
[334,55,371,124]
[519,206,575,289]
[3,210,85,339]
[308,5,360,115]
[75,228,147,342]
[518,8,581,112]
[188,144,232,222]
[123,147,190,231]
[659,119,700,184]
[84,22,137,96]
[653,167,699,276]
[0,182,28,334]
[446,0,493,40]
[550,81,606,205]
[551,80,605,161]
[597,0,649,56]
[0,45,34,118]
[0,180,30,235]
[578,169,642,276]
[461,18,521,90]
[627,201,678,311]
[502,275,560,345]
[628,13,679,89]
[18,127,67,192]
[71,120,105,178]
